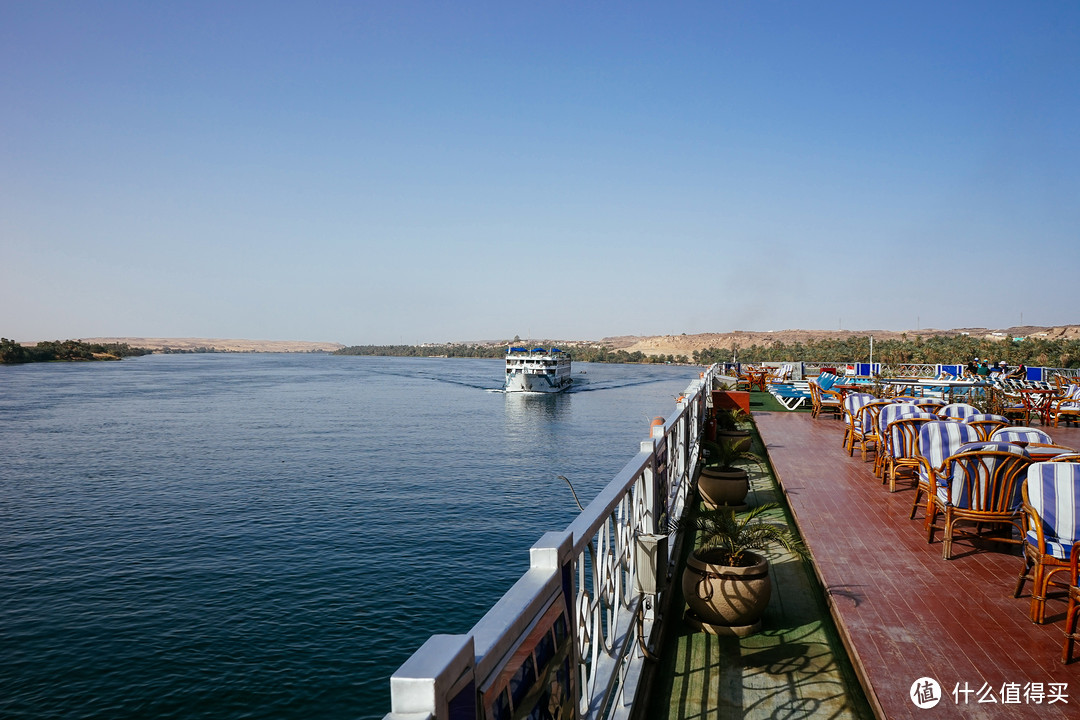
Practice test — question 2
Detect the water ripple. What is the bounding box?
[0,354,695,719]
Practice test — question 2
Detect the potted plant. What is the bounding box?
[714,406,752,451]
[676,504,807,636]
[697,439,761,510]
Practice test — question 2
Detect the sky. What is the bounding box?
[2,1,1078,345]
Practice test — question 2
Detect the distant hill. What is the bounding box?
[457,326,1080,358]
[48,326,1080,357]
[601,326,1080,358]
[76,337,344,353]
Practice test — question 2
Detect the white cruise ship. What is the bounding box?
[504,346,572,393]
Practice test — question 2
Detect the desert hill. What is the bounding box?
[77,337,344,353]
[66,326,1080,356]
[597,325,1080,358]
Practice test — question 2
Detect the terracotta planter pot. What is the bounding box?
[682,549,771,635]
[698,466,749,509]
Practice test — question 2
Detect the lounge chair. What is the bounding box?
[769,383,812,411]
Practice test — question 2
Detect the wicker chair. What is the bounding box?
[808,377,842,420]
[914,398,948,413]
[841,393,877,454]
[910,421,981,521]
[875,403,925,478]
[882,414,938,493]
[963,413,1010,441]
[850,399,893,461]
[1064,543,1080,663]
[734,366,754,392]
[1050,385,1080,428]
[926,442,1033,560]
[1015,463,1080,624]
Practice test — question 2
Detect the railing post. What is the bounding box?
[385,634,476,720]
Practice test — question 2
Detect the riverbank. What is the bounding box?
[0,338,152,364]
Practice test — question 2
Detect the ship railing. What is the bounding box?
[383,365,718,720]
[800,362,1080,381]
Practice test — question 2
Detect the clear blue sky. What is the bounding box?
[3,1,1078,344]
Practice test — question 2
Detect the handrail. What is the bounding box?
[383,365,718,720]
[797,361,1079,381]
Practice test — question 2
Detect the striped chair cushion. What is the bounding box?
[990,427,1055,445]
[817,372,838,390]
[1025,462,1080,559]
[878,403,922,436]
[965,413,1010,424]
[938,403,980,420]
[843,393,875,414]
[887,415,938,460]
[1058,387,1080,410]
[918,421,981,483]
[936,443,1030,508]
[843,393,877,436]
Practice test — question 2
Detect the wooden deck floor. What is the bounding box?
[755,410,1080,719]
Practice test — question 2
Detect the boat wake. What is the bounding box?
[567,378,675,393]
[358,367,502,392]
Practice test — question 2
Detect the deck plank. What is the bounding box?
[755,409,1080,719]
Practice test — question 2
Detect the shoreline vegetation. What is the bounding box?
[5,332,1079,368]
[333,343,689,364]
[1,338,152,364]
[334,333,1080,368]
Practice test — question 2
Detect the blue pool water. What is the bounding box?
[0,353,698,719]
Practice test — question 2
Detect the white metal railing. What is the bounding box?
[797,361,1078,381]
[383,365,718,720]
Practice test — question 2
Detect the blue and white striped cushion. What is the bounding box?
[878,403,921,436]
[843,393,876,436]
[936,442,1029,508]
[843,393,874,414]
[990,427,1054,444]
[918,421,981,483]
[964,413,1009,424]
[1025,462,1080,560]
[887,415,937,460]
[938,403,980,420]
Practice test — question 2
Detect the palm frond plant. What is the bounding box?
[672,503,808,634]
[714,406,750,432]
[701,439,761,473]
[686,503,807,567]
[698,439,763,509]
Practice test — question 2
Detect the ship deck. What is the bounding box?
[753,407,1080,719]
[647,393,1080,719]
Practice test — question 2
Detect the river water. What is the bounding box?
[0,353,698,719]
